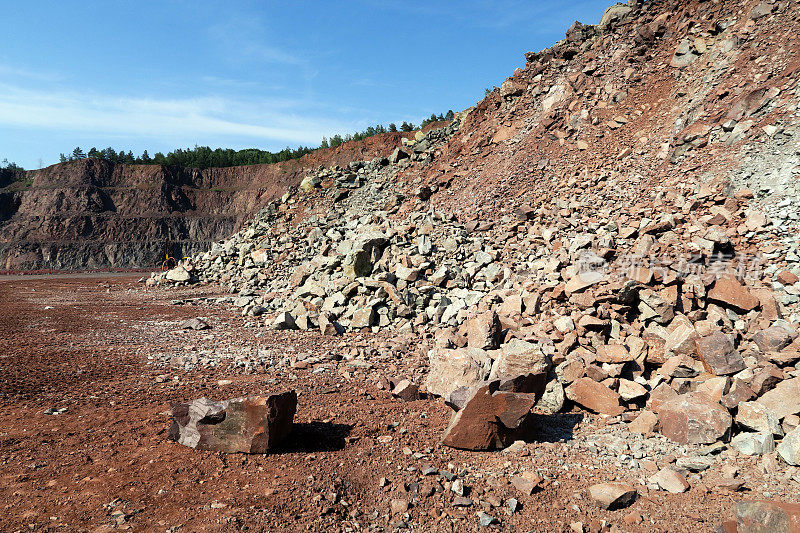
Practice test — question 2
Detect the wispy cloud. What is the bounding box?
[0,82,356,147]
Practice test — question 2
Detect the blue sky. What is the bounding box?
[1,0,611,169]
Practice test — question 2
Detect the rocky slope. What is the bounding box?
[0,133,409,270]
[149,0,800,527]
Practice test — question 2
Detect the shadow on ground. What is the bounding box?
[277,422,353,453]
[523,413,584,443]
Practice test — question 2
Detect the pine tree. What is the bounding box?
[141,150,151,163]
[59,154,67,163]
[388,123,397,132]
[445,110,455,121]
[72,147,86,160]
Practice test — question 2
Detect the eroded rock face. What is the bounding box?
[169,392,297,454]
[440,380,538,451]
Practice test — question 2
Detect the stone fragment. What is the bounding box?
[165,266,191,282]
[392,380,420,402]
[466,310,501,350]
[566,377,624,416]
[618,379,648,401]
[647,383,678,413]
[169,392,297,454]
[753,326,796,353]
[271,312,298,330]
[756,378,800,420]
[181,318,210,330]
[777,271,799,285]
[736,402,783,436]
[695,332,745,376]
[658,393,732,444]
[489,338,551,381]
[731,432,775,456]
[777,427,800,465]
[628,410,658,434]
[588,483,637,510]
[351,306,376,329]
[707,276,759,313]
[650,468,690,493]
[511,472,542,496]
[425,347,491,398]
[595,344,632,364]
[440,381,537,451]
[735,501,800,532]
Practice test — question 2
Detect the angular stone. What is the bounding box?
[707,276,759,313]
[595,344,632,364]
[735,501,800,532]
[777,427,800,466]
[588,483,637,510]
[393,380,420,402]
[753,326,796,353]
[165,266,191,282]
[511,472,542,496]
[566,377,624,416]
[271,312,298,330]
[665,322,699,356]
[489,338,551,381]
[466,310,501,350]
[425,347,491,398]
[169,392,297,454]
[351,307,376,329]
[721,378,756,410]
[647,383,679,413]
[318,312,343,335]
[736,401,783,436]
[731,432,775,456]
[777,271,799,285]
[695,332,745,376]
[440,381,537,451]
[618,379,648,401]
[650,468,690,493]
[181,318,210,330]
[756,378,800,420]
[628,410,658,434]
[658,392,732,444]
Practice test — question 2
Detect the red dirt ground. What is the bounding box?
[0,276,747,532]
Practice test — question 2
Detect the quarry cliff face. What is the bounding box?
[0,134,408,270]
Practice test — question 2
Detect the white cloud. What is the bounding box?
[0,82,357,147]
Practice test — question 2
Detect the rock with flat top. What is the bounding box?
[588,483,637,510]
[707,276,759,313]
[756,377,800,420]
[440,380,537,451]
[658,392,732,444]
[695,332,745,376]
[566,377,624,416]
[169,392,297,454]
[425,347,491,399]
[650,468,690,493]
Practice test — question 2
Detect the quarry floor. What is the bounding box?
[0,275,755,532]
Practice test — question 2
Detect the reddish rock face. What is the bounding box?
[440,380,538,451]
[707,276,760,313]
[565,377,624,416]
[753,326,796,353]
[756,377,800,420]
[466,310,502,350]
[169,392,297,454]
[658,392,732,444]
[776,271,800,286]
[695,332,745,375]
